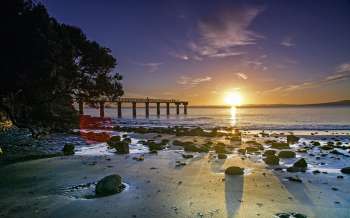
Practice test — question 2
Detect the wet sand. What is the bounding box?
[1,142,349,218]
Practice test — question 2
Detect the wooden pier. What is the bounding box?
[79,98,188,118]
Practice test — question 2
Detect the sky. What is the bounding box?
[41,0,350,105]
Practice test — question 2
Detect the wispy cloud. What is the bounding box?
[189,5,263,58]
[136,62,162,72]
[236,72,248,80]
[261,62,350,94]
[177,75,212,87]
[281,36,295,47]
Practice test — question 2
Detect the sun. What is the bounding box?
[224,91,243,106]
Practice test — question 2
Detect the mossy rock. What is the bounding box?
[123,137,132,144]
[287,135,300,144]
[288,158,307,172]
[270,142,290,149]
[263,150,276,156]
[214,143,228,154]
[62,143,75,155]
[108,136,121,144]
[340,167,350,174]
[145,141,165,151]
[246,146,260,153]
[182,154,193,159]
[263,155,279,165]
[95,174,124,196]
[293,158,307,168]
[238,148,246,155]
[218,153,227,159]
[320,145,333,150]
[108,139,130,154]
[225,166,244,175]
[278,150,296,158]
[311,141,320,146]
[160,139,170,145]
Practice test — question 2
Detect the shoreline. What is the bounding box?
[1,123,350,217]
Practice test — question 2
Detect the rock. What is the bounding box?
[132,156,144,161]
[225,166,244,175]
[123,137,132,144]
[218,153,227,159]
[263,150,276,156]
[270,142,290,149]
[287,135,300,144]
[337,175,344,179]
[263,155,280,165]
[182,154,193,159]
[0,147,3,155]
[275,212,307,218]
[109,135,121,143]
[238,148,246,155]
[95,174,124,196]
[246,146,259,153]
[293,158,307,168]
[214,143,228,154]
[107,136,130,154]
[311,141,320,146]
[340,167,350,174]
[321,145,333,150]
[62,143,75,155]
[287,158,307,172]
[287,176,302,183]
[278,150,296,158]
[312,170,321,174]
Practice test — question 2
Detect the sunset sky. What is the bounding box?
[42,0,350,105]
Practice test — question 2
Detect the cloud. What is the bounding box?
[236,73,248,80]
[136,62,162,72]
[261,62,350,94]
[190,5,263,58]
[281,36,295,47]
[177,75,212,87]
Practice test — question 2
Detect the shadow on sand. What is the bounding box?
[225,174,244,218]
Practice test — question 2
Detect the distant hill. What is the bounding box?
[190,100,350,108]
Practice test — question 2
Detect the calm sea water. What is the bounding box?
[84,106,350,130]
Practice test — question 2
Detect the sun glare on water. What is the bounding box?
[224,91,243,106]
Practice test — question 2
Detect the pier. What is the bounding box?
[79,98,188,118]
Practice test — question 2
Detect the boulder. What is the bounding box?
[278,150,296,158]
[287,158,307,172]
[95,174,124,196]
[238,148,246,155]
[340,167,350,174]
[182,154,194,159]
[293,158,307,168]
[246,146,259,153]
[287,135,300,144]
[263,155,279,165]
[107,137,130,154]
[62,143,75,155]
[225,166,244,175]
[270,142,290,149]
[263,150,276,156]
[218,153,227,159]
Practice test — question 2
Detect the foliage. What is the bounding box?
[0,0,123,134]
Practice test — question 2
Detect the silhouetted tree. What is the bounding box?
[0,0,123,135]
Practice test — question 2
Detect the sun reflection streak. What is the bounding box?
[229,106,237,126]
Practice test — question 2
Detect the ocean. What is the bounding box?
[83,106,350,131]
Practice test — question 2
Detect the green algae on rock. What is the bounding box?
[225,166,244,175]
[95,174,125,196]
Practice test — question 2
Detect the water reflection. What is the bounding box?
[230,106,237,126]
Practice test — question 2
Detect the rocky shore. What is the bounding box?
[0,117,350,217]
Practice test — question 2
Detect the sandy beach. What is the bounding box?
[1,130,349,218]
